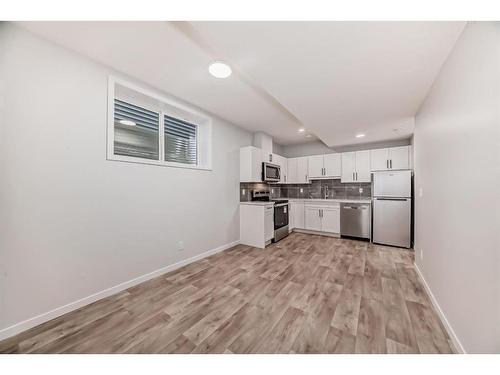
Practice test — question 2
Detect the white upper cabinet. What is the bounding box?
[261,150,273,164]
[370,146,410,171]
[287,158,298,183]
[324,153,341,177]
[287,156,309,183]
[297,157,309,183]
[273,154,287,183]
[389,146,410,170]
[240,146,262,182]
[308,155,324,178]
[341,150,371,183]
[370,148,390,171]
[355,150,371,182]
[308,153,341,179]
[341,152,356,182]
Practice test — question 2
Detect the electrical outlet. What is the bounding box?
[300,188,304,193]
[359,187,363,194]
[242,189,246,195]
[271,188,274,194]
[177,241,184,251]
[419,187,423,198]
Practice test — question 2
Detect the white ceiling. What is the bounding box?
[18,21,465,146]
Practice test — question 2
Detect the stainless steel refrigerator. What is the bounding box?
[373,170,412,248]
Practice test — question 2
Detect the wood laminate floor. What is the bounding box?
[0,233,454,354]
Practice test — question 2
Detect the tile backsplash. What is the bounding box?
[240,179,371,201]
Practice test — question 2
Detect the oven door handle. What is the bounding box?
[274,203,289,208]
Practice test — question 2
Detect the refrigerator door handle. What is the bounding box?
[375,197,408,201]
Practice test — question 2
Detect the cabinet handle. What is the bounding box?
[390,159,392,169]
[305,174,308,181]
[387,159,389,169]
[352,172,354,181]
[356,172,358,181]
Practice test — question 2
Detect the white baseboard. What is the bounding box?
[414,263,466,354]
[0,240,240,341]
[292,229,340,238]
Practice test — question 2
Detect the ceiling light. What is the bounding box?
[298,128,305,133]
[119,119,136,126]
[356,133,365,138]
[208,61,232,79]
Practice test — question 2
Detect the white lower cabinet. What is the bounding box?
[304,203,340,234]
[291,202,305,230]
[265,206,274,242]
[305,206,323,231]
[321,206,340,233]
[240,203,275,249]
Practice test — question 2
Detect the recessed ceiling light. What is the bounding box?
[298,128,305,133]
[356,133,365,138]
[119,119,136,126]
[208,61,232,79]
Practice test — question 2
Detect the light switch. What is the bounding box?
[419,187,423,197]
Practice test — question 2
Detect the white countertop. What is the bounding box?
[287,198,372,204]
[240,201,275,206]
[241,199,371,205]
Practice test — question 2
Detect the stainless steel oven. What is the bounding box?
[272,200,289,242]
[262,162,280,182]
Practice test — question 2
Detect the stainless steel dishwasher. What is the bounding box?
[340,203,371,240]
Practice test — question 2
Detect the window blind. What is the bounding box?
[113,99,159,160]
[164,115,197,165]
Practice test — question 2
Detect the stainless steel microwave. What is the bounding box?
[262,162,280,182]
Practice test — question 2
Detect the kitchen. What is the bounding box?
[240,134,412,250]
[0,18,498,359]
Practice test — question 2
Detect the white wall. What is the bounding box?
[281,138,411,158]
[0,23,252,335]
[414,22,500,353]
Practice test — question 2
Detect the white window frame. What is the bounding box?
[107,76,212,171]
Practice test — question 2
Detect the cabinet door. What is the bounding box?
[321,207,340,234]
[305,206,322,231]
[293,202,305,229]
[341,152,356,182]
[355,150,371,182]
[297,157,309,183]
[308,155,324,178]
[388,146,409,170]
[262,150,273,163]
[273,154,287,183]
[240,146,262,182]
[288,203,295,230]
[324,153,341,177]
[370,148,389,171]
[287,158,298,183]
[265,207,274,241]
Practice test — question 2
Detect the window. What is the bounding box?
[107,77,211,170]
[164,115,197,165]
[114,99,159,160]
